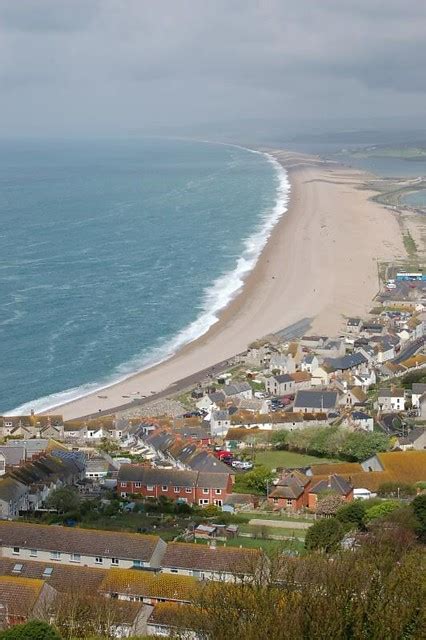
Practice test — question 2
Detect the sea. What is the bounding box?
[0,138,289,414]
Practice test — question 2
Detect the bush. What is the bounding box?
[377,482,416,498]
[305,518,344,553]
[336,500,367,529]
[0,620,61,639]
[365,501,400,523]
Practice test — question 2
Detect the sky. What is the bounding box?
[0,0,425,138]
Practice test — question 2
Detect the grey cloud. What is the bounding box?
[0,0,425,136]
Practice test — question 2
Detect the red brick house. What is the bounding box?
[267,471,311,511]
[307,474,354,510]
[117,465,233,507]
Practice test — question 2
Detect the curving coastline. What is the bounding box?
[39,149,404,420]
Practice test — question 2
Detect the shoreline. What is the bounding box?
[41,150,404,420]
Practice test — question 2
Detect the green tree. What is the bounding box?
[304,517,344,553]
[340,431,389,462]
[411,494,426,542]
[46,486,80,515]
[244,466,275,494]
[0,620,61,639]
[336,500,367,529]
[365,500,400,523]
[270,430,288,449]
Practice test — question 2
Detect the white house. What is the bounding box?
[265,374,295,396]
[210,411,231,438]
[300,354,319,373]
[377,388,405,413]
[412,383,426,409]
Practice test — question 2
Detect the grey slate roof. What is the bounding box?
[412,383,426,394]
[378,388,405,398]
[0,446,25,467]
[223,382,251,396]
[293,390,338,410]
[272,374,293,384]
[324,352,367,371]
[309,474,353,496]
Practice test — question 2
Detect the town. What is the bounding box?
[0,268,424,638]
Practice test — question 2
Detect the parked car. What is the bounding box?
[231,460,253,470]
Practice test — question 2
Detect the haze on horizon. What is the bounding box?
[0,0,425,140]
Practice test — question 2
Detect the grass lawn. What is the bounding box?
[224,537,305,554]
[239,524,307,539]
[253,450,340,470]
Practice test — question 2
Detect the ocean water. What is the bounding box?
[402,190,426,207]
[0,138,289,414]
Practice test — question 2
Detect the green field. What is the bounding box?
[253,450,339,470]
[223,536,305,554]
[239,524,307,539]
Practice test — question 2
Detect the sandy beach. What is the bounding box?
[47,150,404,420]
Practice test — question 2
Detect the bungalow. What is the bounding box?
[161,542,258,581]
[117,465,233,507]
[293,390,338,414]
[0,520,167,570]
[265,374,295,396]
[307,475,354,510]
[377,388,405,413]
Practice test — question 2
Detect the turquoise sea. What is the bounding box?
[0,138,289,413]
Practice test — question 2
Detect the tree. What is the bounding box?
[304,517,344,553]
[336,500,367,529]
[377,482,416,498]
[45,486,80,515]
[340,431,389,462]
[365,500,400,523]
[411,494,426,542]
[270,430,288,449]
[244,466,275,494]
[0,621,61,639]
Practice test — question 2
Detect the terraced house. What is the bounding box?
[117,465,233,507]
[0,521,166,570]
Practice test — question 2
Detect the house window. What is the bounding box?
[273,498,279,504]
[111,558,119,566]
[185,488,192,493]
[121,492,127,498]
[12,564,23,574]
[214,499,223,507]
[30,549,37,557]
[162,485,168,491]
[146,485,154,491]
[174,487,180,493]
[133,560,143,569]
[215,489,222,495]
[199,499,209,505]
[120,482,127,488]
[134,482,141,488]
[287,499,293,506]
[202,488,209,494]
[12,547,20,555]
[170,568,179,574]
[42,567,53,578]
[70,553,81,563]
[50,551,61,561]
[95,557,103,564]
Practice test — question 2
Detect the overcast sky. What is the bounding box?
[0,0,425,137]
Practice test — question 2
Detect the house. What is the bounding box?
[117,465,233,508]
[349,411,374,432]
[324,352,368,374]
[412,383,426,409]
[210,410,231,437]
[161,542,259,581]
[300,354,319,373]
[307,475,354,510]
[0,576,57,627]
[269,352,296,374]
[99,568,199,605]
[0,521,167,570]
[267,471,310,511]
[0,446,26,473]
[290,371,312,390]
[374,338,396,364]
[146,602,196,638]
[377,388,406,413]
[300,336,328,349]
[222,382,252,400]
[420,393,426,419]
[0,478,29,518]
[265,374,294,396]
[340,386,367,407]
[394,427,426,451]
[311,365,332,386]
[346,318,362,334]
[361,323,385,337]
[293,390,338,414]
